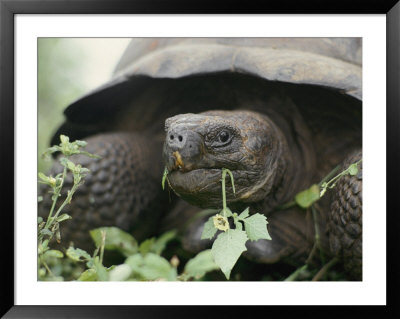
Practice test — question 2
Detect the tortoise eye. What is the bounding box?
[218,130,230,143]
[209,129,233,148]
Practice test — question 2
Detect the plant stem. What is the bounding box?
[284,264,308,281]
[45,166,67,230]
[312,257,339,281]
[51,182,79,223]
[221,169,227,217]
[305,241,318,265]
[99,230,106,264]
[40,258,54,277]
[311,205,325,264]
[318,165,340,187]
[321,159,362,191]
[276,200,296,211]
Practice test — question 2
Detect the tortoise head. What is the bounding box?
[163,110,289,209]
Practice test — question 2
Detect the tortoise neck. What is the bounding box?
[251,97,317,213]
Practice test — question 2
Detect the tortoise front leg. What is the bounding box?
[329,150,362,280]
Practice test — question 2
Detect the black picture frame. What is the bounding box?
[1,1,399,318]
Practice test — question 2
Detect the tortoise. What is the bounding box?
[39,38,362,280]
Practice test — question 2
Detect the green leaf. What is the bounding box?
[184,249,219,280]
[211,229,248,279]
[238,207,250,220]
[42,146,60,158]
[77,151,101,159]
[138,238,156,255]
[59,157,69,167]
[66,160,76,171]
[90,227,138,257]
[66,247,91,262]
[138,230,176,256]
[125,253,175,281]
[38,172,49,182]
[150,230,177,255]
[124,254,142,269]
[43,249,64,259]
[162,167,168,190]
[108,264,132,281]
[93,256,108,281]
[55,229,61,243]
[233,217,243,231]
[79,167,90,174]
[201,216,218,240]
[243,213,272,241]
[60,135,69,144]
[295,184,320,208]
[78,269,98,281]
[38,173,57,187]
[56,213,72,223]
[348,163,359,176]
[75,140,88,147]
[40,229,53,237]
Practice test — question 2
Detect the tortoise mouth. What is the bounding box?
[165,152,200,173]
[167,168,222,191]
[167,168,229,208]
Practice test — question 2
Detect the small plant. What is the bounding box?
[39,135,361,281]
[200,169,271,279]
[162,158,361,281]
[283,159,362,281]
[162,168,273,280]
[72,227,219,281]
[163,168,271,279]
[37,135,100,280]
[166,168,270,280]
[38,136,218,281]
[286,159,362,210]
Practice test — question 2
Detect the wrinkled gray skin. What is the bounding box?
[164,111,295,211]
[162,109,319,267]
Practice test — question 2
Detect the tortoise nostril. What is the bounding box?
[178,135,183,142]
[170,135,174,140]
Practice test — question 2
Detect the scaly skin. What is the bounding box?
[329,150,362,280]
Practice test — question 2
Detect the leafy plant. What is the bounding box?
[283,159,362,281]
[287,159,362,210]
[75,227,218,282]
[199,169,271,279]
[38,135,219,282]
[38,134,361,282]
[38,135,100,280]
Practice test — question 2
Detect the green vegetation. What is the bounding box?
[38,135,361,281]
[38,135,100,280]
[38,136,219,281]
[200,168,271,279]
[162,160,361,281]
[281,159,361,281]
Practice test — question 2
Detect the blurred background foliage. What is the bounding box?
[38,38,130,172]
